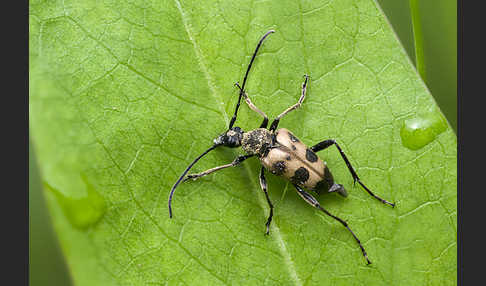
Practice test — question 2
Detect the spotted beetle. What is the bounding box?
[168,30,395,264]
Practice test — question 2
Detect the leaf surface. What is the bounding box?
[29,0,456,285]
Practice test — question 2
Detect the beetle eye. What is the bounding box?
[213,134,225,145]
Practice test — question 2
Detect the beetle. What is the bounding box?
[168,30,395,264]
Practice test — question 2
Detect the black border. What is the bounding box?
[8,0,29,284]
[458,1,484,285]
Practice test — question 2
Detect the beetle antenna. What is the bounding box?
[228,29,275,130]
[168,144,219,218]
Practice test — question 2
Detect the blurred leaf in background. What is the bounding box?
[29,141,72,286]
[377,0,457,131]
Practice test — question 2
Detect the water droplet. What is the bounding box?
[44,174,106,230]
[400,111,448,150]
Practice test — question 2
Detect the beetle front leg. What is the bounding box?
[269,75,309,131]
[235,82,269,128]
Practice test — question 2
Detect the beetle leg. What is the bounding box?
[269,75,309,131]
[235,82,269,128]
[259,167,274,235]
[293,184,371,265]
[183,154,253,182]
[311,139,395,207]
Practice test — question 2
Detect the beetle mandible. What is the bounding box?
[168,30,395,264]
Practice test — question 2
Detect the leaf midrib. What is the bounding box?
[174,1,302,284]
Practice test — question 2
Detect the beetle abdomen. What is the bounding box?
[261,128,327,190]
[314,165,335,193]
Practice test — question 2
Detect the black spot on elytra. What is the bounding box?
[286,155,291,161]
[288,132,300,143]
[272,161,286,176]
[291,145,296,151]
[306,148,318,162]
[292,167,309,184]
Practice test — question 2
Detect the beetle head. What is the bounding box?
[213,126,244,148]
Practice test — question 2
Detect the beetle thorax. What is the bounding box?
[241,128,273,156]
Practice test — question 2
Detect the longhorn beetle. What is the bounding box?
[168,30,395,264]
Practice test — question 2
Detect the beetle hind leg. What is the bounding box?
[293,184,371,264]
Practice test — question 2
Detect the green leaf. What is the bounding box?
[30,0,456,285]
